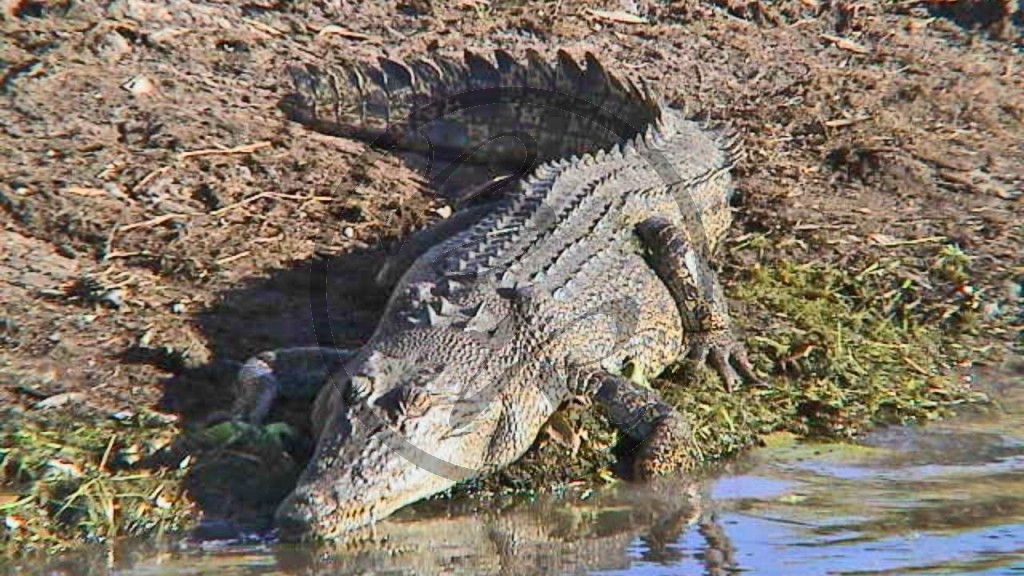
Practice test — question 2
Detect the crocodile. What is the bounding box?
[232,49,761,541]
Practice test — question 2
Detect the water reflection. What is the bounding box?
[707,365,1024,575]
[268,480,737,575]
[6,364,1022,575]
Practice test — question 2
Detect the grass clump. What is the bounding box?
[663,243,988,463]
[0,408,194,556]
[0,406,308,558]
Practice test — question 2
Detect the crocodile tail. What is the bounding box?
[279,49,664,168]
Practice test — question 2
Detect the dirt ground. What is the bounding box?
[1,0,1022,550]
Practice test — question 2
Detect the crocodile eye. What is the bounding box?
[396,386,431,419]
[344,375,372,405]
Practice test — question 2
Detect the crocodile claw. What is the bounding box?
[687,332,765,391]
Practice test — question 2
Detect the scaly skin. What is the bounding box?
[232,50,760,541]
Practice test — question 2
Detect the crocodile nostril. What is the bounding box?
[275,510,312,542]
[274,497,315,542]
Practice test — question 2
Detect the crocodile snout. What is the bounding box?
[274,504,313,542]
[274,489,345,542]
[274,491,317,541]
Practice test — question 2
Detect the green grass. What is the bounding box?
[0,241,994,555]
[0,409,193,555]
[669,252,985,460]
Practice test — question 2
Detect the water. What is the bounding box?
[14,366,1024,575]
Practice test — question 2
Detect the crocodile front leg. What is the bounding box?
[636,216,762,390]
[576,370,695,479]
[232,347,356,424]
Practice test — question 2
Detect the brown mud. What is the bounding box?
[1,0,1022,553]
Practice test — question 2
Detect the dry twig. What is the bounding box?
[820,34,871,54]
[179,141,272,160]
[208,192,336,217]
[117,213,189,233]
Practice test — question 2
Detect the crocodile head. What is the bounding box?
[273,344,538,541]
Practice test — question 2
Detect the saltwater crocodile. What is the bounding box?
[232,49,761,541]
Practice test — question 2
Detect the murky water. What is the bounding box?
[12,365,1024,575]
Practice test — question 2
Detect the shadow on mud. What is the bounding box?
[150,245,393,535]
[923,0,1023,38]
[144,155,518,535]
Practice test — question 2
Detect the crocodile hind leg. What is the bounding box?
[231,347,356,424]
[576,370,695,479]
[636,216,762,390]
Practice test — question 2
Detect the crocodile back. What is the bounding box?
[286,49,744,386]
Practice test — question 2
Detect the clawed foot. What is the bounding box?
[687,332,764,391]
[223,346,357,427]
[633,414,695,480]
